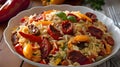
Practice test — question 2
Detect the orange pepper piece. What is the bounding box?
[73,35,89,42]
[72,12,92,22]
[37,21,52,26]
[42,10,54,20]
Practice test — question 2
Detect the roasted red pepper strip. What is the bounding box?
[15,43,23,56]
[19,32,42,43]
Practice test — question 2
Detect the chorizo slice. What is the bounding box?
[105,36,114,46]
[67,50,91,65]
[28,24,40,36]
[88,26,103,39]
[11,32,19,45]
[85,12,97,22]
[40,38,52,59]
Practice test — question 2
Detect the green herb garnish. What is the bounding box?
[67,16,77,22]
[84,0,105,10]
[56,11,67,20]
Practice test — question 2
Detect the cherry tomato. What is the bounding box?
[62,20,73,35]
[40,38,52,59]
[15,43,23,56]
[47,25,62,40]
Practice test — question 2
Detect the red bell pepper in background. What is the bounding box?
[0,0,30,23]
[19,32,42,43]
[0,0,7,4]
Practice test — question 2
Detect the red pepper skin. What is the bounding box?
[15,43,23,56]
[47,25,62,40]
[40,59,46,64]
[0,0,30,23]
[19,32,42,43]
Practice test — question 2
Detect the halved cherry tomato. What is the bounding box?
[40,38,52,59]
[62,20,73,35]
[19,32,42,43]
[15,43,23,56]
[47,25,62,40]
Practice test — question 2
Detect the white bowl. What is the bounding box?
[3,5,120,67]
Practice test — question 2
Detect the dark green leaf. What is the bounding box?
[67,16,77,22]
[56,11,67,20]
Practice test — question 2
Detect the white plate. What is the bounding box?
[3,5,120,67]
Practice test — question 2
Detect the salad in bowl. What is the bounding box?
[4,5,120,67]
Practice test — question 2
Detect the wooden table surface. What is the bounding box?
[0,0,120,67]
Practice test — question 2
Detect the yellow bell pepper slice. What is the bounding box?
[54,58,62,65]
[23,44,33,59]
